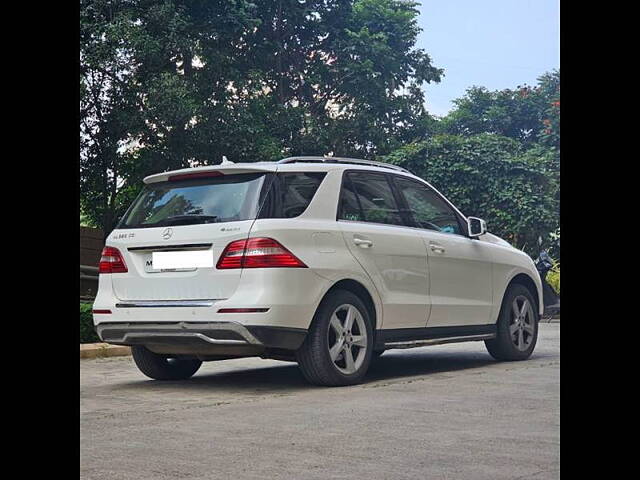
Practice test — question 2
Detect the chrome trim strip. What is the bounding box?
[127,243,213,252]
[97,321,262,345]
[116,300,217,308]
[213,322,261,344]
[384,333,495,349]
[122,332,248,345]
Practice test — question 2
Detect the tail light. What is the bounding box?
[99,246,128,273]
[217,237,307,269]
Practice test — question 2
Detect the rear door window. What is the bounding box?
[339,172,405,226]
[338,175,364,222]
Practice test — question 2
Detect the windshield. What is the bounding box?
[119,173,268,229]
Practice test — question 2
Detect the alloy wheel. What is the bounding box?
[510,295,535,351]
[327,304,368,374]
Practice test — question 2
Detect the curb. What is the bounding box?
[80,343,131,359]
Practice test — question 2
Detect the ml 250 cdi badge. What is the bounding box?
[93,156,542,386]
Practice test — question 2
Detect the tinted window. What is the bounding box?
[258,172,326,219]
[338,175,364,222]
[394,177,463,235]
[278,172,326,218]
[339,172,404,226]
[120,173,266,228]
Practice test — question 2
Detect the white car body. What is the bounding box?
[93,158,542,378]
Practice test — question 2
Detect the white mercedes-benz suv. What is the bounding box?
[93,156,542,386]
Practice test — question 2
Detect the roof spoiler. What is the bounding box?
[143,164,278,184]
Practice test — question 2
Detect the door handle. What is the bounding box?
[429,242,445,254]
[353,237,373,248]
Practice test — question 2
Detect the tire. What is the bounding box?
[131,345,202,380]
[485,283,539,361]
[296,289,374,386]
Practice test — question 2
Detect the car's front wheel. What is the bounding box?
[131,345,202,380]
[485,284,539,361]
[296,289,373,386]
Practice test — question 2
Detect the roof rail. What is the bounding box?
[278,156,411,174]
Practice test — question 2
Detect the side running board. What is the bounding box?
[384,333,495,350]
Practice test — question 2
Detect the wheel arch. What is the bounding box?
[503,273,541,316]
[319,279,379,331]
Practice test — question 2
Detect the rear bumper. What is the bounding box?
[93,268,332,330]
[95,321,307,351]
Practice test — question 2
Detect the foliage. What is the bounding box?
[439,70,560,149]
[80,303,100,344]
[547,227,560,261]
[385,71,560,256]
[80,1,559,260]
[80,0,443,234]
[80,211,95,227]
[546,261,560,295]
[385,133,558,256]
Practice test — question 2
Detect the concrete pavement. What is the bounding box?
[80,323,560,480]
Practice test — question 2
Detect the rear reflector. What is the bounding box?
[216,237,307,269]
[99,246,128,274]
[168,171,223,181]
[217,308,269,313]
[92,309,112,314]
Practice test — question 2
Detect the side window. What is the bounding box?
[258,172,326,219]
[256,173,277,219]
[278,172,326,218]
[394,177,463,235]
[339,172,404,226]
[338,175,364,222]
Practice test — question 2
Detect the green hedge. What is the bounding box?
[80,302,100,344]
[546,262,560,295]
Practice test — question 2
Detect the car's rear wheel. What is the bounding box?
[131,345,202,380]
[296,289,373,386]
[485,284,539,361]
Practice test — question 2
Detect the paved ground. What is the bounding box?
[80,323,559,480]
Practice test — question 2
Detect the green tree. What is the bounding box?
[80,0,143,235]
[439,70,560,148]
[80,0,443,233]
[385,134,558,256]
[388,70,560,256]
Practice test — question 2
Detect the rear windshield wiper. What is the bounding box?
[152,215,219,226]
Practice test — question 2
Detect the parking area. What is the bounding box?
[81,323,559,480]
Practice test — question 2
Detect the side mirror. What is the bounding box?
[467,217,487,238]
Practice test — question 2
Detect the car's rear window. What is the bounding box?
[119,173,267,229]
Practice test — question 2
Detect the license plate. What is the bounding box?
[144,250,213,273]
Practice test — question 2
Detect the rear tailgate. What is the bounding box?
[108,222,253,301]
[106,165,278,302]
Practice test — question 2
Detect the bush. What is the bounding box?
[546,262,560,295]
[80,302,100,344]
[384,134,559,257]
